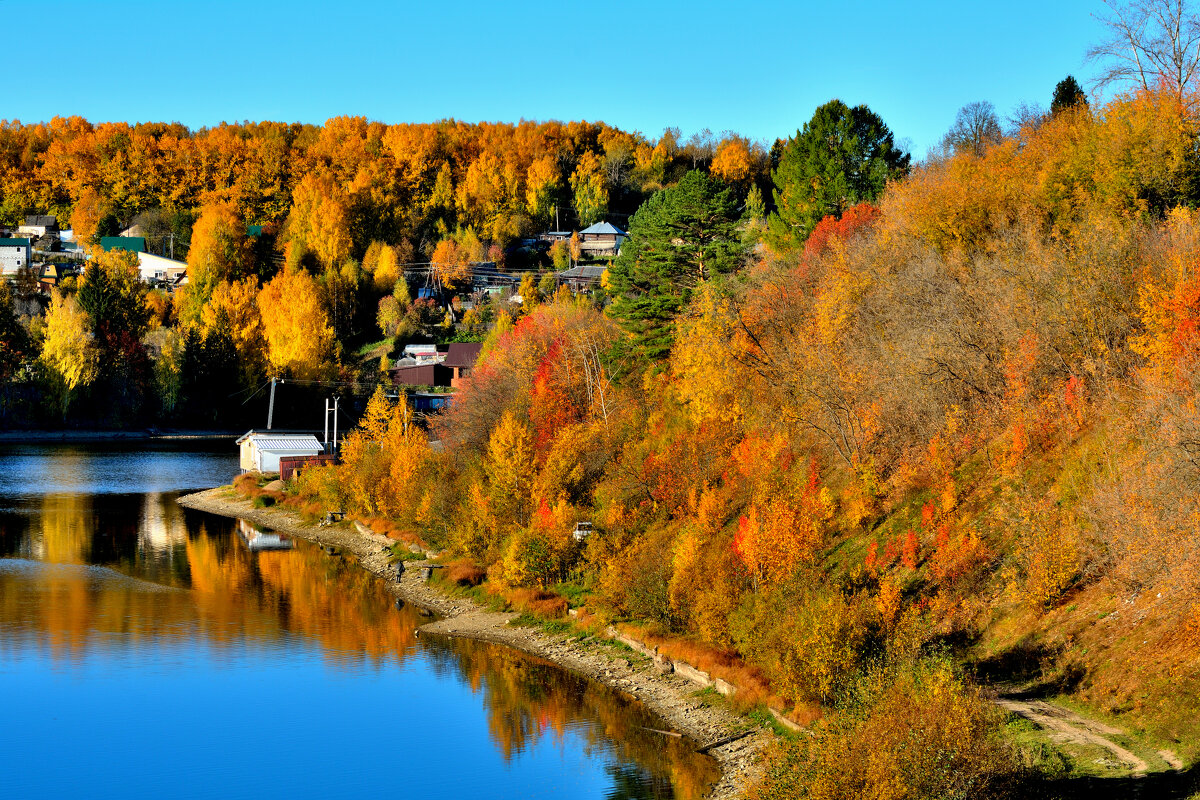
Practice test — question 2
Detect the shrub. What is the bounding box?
[749,659,1022,800]
[447,559,487,587]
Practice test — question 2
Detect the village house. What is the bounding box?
[136,251,187,285]
[578,221,626,256]
[443,341,483,388]
[0,237,31,275]
[17,215,58,238]
[555,264,606,292]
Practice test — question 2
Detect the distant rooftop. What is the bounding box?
[580,221,625,236]
[99,236,147,253]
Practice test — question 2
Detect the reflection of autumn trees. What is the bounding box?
[423,637,718,800]
[3,494,420,666]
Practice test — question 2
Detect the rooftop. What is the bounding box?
[580,221,626,236]
[99,236,147,253]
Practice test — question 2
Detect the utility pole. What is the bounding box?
[266,377,277,429]
[332,396,339,452]
[169,231,174,261]
[324,397,330,452]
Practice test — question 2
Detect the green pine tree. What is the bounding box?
[768,100,909,251]
[606,171,744,367]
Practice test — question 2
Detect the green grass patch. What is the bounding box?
[508,613,574,635]
[549,581,591,608]
[355,338,394,358]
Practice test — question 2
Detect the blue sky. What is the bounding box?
[26,0,1109,155]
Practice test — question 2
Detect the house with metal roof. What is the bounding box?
[99,236,147,254]
[0,238,31,275]
[443,342,483,388]
[556,264,607,292]
[578,221,626,255]
[236,431,324,473]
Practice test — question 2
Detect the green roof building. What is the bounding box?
[99,236,147,253]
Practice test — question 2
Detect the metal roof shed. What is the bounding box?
[237,432,323,473]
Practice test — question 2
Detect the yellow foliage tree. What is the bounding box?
[202,277,264,380]
[257,268,335,379]
[484,411,535,530]
[41,291,100,415]
[286,173,353,270]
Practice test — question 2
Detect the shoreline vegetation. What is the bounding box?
[176,485,768,799]
[6,15,1200,794]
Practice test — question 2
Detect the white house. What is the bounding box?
[0,238,31,275]
[236,431,324,473]
[17,215,57,238]
[137,251,188,284]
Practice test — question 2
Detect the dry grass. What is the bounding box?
[233,473,260,497]
[506,587,568,618]
[446,559,487,587]
[358,516,429,550]
[622,625,782,713]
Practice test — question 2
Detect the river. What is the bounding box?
[0,442,718,799]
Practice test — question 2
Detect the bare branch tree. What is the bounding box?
[941,101,1004,157]
[1088,0,1200,111]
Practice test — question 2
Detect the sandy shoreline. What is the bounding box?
[177,486,766,799]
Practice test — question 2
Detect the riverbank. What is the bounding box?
[177,486,767,799]
[0,429,240,443]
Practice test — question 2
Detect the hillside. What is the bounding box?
[278,88,1200,798]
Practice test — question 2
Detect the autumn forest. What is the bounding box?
[5,1,1200,795]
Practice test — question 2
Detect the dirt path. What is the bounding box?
[995,696,1183,775]
[177,487,766,799]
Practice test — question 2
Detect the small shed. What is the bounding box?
[236,431,324,473]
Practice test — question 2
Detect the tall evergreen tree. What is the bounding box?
[1051,75,1089,113]
[769,100,909,250]
[606,171,744,366]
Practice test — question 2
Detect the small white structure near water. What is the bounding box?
[237,431,324,473]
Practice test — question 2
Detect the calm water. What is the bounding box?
[0,443,717,799]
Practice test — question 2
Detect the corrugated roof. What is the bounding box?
[252,435,322,453]
[557,265,607,279]
[580,221,625,235]
[99,236,147,253]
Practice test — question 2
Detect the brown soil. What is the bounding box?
[177,487,766,799]
[995,696,1183,775]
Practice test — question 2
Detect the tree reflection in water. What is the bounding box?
[422,635,719,800]
[0,490,718,798]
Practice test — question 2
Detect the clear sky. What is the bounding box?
[24,0,1109,156]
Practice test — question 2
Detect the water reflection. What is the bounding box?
[236,518,294,551]
[0,455,719,799]
[424,636,719,800]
